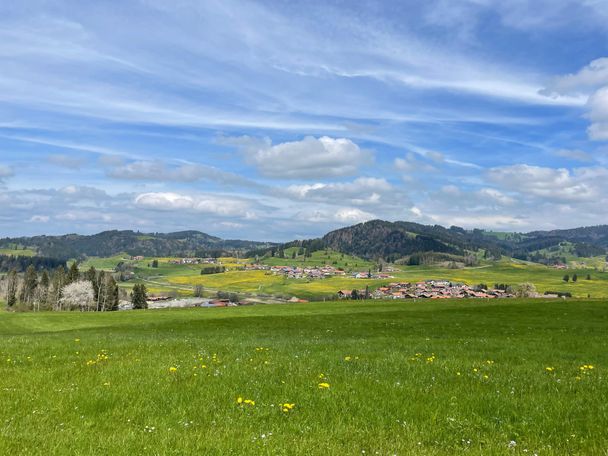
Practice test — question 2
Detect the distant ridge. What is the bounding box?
[0,230,274,259]
[2,221,608,264]
[318,220,608,262]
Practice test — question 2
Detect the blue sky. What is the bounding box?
[1,0,608,241]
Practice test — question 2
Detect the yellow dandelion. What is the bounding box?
[545,367,555,372]
[237,397,243,404]
[318,382,330,389]
[169,366,178,373]
[344,356,352,361]
[281,403,296,412]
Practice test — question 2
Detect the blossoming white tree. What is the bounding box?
[59,280,95,311]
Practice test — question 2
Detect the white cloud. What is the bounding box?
[394,153,437,173]
[134,192,256,217]
[476,188,516,206]
[487,164,601,202]
[295,206,375,224]
[543,57,608,96]
[284,177,392,205]
[587,86,608,140]
[245,136,372,178]
[105,159,263,189]
[543,58,608,141]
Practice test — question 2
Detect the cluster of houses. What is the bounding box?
[267,265,347,279]
[352,271,394,279]
[168,258,219,265]
[242,264,397,281]
[245,264,344,278]
[339,280,514,300]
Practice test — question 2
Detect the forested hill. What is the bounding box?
[319,220,608,261]
[3,221,608,264]
[321,220,502,261]
[0,230,274,259]
[265,220,608,263]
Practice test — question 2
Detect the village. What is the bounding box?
[243,263,397,280]
[338,280,515,300]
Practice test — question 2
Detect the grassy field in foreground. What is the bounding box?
[1,299,607,455]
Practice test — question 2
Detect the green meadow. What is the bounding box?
[0,248,37,257]
[262,248,375,270]
[1,299,607,455]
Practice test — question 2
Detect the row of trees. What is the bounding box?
[3,263,121,312]
[0,254,66,273]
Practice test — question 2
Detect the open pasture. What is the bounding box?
[0,299,607,455]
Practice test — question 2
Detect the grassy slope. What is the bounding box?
[0,248,37,257]
[0,299,607,455]
[261,248,375,271]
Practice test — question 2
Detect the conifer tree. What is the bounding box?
[66,262,80,284]
[131,284,148,309]
[38,270,50,310]
[106,275,119,311]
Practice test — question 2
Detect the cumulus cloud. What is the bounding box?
[243,136,372,179]
[438,185,515,207]
[294,207,375,224]
[134,192,257,218]
[587,87,608,140]
[284,177,392,206]
[542,58,608,96]
[394,153,437,173]
[486,164,600,202]
[543,58,608,141]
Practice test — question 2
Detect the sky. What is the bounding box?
[1,0,608,241]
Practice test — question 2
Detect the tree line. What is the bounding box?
[2,263,122,312]
[0,254,66,272]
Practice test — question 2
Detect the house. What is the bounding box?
[337,290,352,299]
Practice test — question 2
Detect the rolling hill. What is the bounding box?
[3,221,608,265]
[0,230,274,259]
